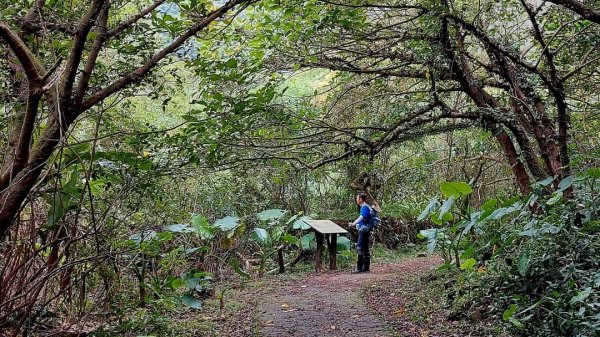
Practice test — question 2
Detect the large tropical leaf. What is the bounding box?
[257,209,286,221]
[440,182,472,198]
[214,216,240,231]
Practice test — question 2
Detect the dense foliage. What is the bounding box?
[1,0,599,336]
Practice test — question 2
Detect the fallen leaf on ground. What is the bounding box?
[394,307,406,316]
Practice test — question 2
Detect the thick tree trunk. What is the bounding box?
[489,124,532,195]
[0,119,65,237]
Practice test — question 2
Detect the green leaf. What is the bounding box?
[300,233,315,250]
[438,195,456,217]
[225,58,238,68]
[47,171,80,227]
[164,223,194,233]
[228,258,250,279]
[191,214,213,240]
[214,216,240,231]
[336,236,351,251]
[547,190,563,205]
[419,229,440,254]
[537,176,554,187]
[517,251,530,276]
[570,287,592,304]
[460,258,476,270]
[293,216,311,230]
[180,294,202,309]
[418,228,438,239]
[281,234,298,245]
[440,182,472,198]
[286,214,300,225]
[481,199,498,212]
[257,209,286,221]
[171,278,185,289]
[586,168,600,178]
[431,211,453,225]
[156,231,173,241]
[503,304,517,321]
[557,176,573,190]
[417,198,438,221]
[253,227,269,243]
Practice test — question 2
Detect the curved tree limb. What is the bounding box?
[81,0,250,111]
[546,0,600,25]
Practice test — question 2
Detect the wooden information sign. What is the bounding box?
[305,220,349,272]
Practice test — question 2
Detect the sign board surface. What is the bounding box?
[306,220,348,234]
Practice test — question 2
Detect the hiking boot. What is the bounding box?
[363,258,370,272]
[356,255,364,273]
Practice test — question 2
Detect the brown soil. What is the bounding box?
[219,256,509,337]
[256,257,440,337]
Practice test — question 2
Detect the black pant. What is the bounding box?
[356,230,370,272]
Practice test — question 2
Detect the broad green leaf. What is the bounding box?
[180,294,202,309]
[164,223,194,233]
[460,258,477,270]
[417,198,439,221]
[257,209,286,221]
[253,227,269,243]
[491,207,508,220]
[503,304,517,321]
[419,229,438,239]
[460,247,474,259]
[281,234,298,245]
[286,214,300,224]
[156,231,173,241]
[480,199,498,212]
[191,214,213,240]
[557,176,573,190]
[301,233,315,250]
[426,238,437,254]
[438,195,456,217]
[431,211,453,225]
[440,182,472,198]
[336,236,351,251]
[293,216,311,230]
[537,176,554,187]
[214,216,240,231]
[461,214,480,234]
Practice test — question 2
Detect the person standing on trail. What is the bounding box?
[348,192,372,273]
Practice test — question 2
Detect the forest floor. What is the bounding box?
[210,254,511,337]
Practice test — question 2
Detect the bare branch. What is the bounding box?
[60,0,105,111]
[0,22,44,82]
[81,0,249,111]
[75,3,109,108]
[106,0,167,38]
[546,0,600,25]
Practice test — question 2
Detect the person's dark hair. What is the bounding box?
[357,192,368,202]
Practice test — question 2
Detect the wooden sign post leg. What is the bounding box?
[316,232,324,272]
[329,234,337,270]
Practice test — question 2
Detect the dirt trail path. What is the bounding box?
[256,256,441,337]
